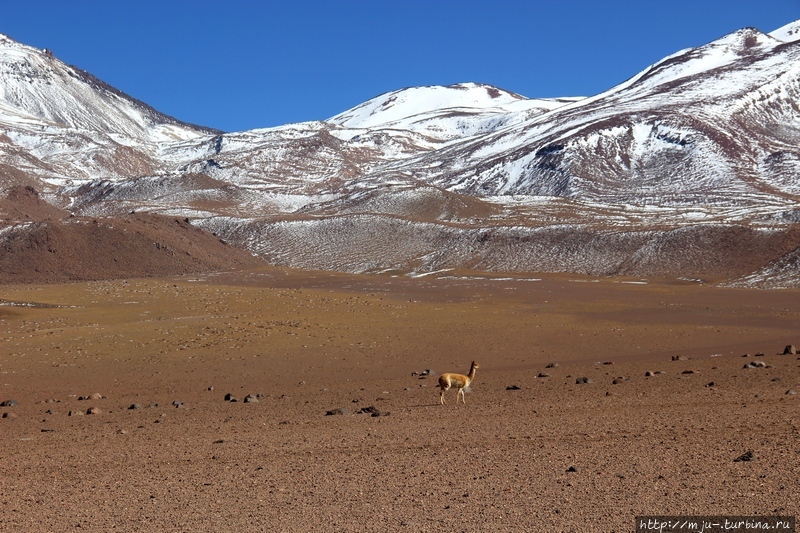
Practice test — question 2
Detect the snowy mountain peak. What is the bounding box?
[0,33,212,142]
[328,82,526,129]
[769,19,800,42]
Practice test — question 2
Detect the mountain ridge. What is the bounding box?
[2,22,800,286]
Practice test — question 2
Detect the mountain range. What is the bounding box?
[2,21,800,286]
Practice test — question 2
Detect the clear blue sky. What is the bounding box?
[3,1,798,132]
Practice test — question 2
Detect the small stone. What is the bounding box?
[771,377,781,382]
[2,412,16,419]
[645,371,655,377]
[611,378,623,385]
[87,407,102,415]
[733,450,754,462]
[545,362,559,368]
[0,399,18,407]
[575,377,592,384]
[706,382,716,387]
[755,352,765,357]
[537,373,550,378]
[782,345,797,355]
[117,429,127,434]
[89,393,103,400]
[566,466,578,472]
[786,390,797,395]
[129,404,141,410]
[325,407,349,416]
[45,409,57,415]
[671,355,687,361]
[224,393,236,402]
[244,394,259,403]
[506,385,522,390]
[681,370,696,374]
[602,361,613,365]
[68,410,84,416]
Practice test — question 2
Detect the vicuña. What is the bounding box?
[439,361,479,405]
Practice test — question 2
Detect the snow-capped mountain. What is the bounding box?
[0,33,214,190]
[2,22,800,286]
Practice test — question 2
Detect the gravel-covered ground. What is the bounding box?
[2,269,798,531]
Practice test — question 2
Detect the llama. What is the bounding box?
[439,361,479,405]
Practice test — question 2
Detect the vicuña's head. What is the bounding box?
[471,361,480,369]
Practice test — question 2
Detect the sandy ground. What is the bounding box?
[1,268,799,531]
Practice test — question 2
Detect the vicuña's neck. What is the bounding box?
[468,364,477,379]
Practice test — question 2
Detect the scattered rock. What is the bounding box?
[566,466,578,472]
[611,378,623,385]
[786,390,797,396]
[644,371,655,377]
[89,392,103,400]
[68,410,84,416]
[575,377,592,384]
[244,394,259,403]
[537,373,550,378]
[755,352,765,357]
[671,355,688,361]
[0,399,18,407]
[742,354,751,358]
[602,361,613,365]
[545,362,559,368]
[129,404,142,410]
[357,406,383,416]
[744,361,766,369]
[782,345,796,355]
[86,407,102,415]
[224,393,237,402]
[681,370,696,375]
[733,450,754,462]
[326,407,349,416]
[45,409,57,415]
[771,377,781,382]
[506,385,522,390]
[172,401,187,408]
[706,382,716,387]
[2,412,17,419]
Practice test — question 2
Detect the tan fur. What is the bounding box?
[439,361,479,405]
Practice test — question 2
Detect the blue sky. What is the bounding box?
[3,1,798,132]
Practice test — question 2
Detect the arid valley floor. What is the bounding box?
[1,268,799,531]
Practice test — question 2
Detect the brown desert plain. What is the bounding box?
[1,266,799,531]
